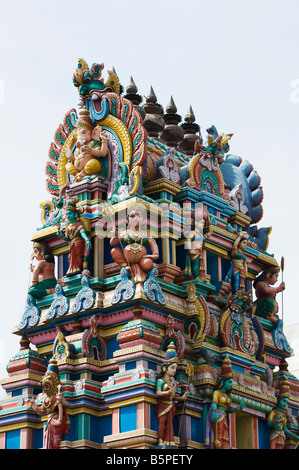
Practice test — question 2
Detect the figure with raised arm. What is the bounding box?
[253,266,285,324]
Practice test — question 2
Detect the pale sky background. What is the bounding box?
[0,0,299,396]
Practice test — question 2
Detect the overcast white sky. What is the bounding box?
[0,0,299,394]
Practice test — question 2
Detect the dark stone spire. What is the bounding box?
[178,106,203,156]
[124,76,146,120]
[160,96,184,147]
[142,86,165,138]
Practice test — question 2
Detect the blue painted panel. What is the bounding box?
[207,251,220,291]
[106,337,119,360]
[33,428,43,449]
[125,361,136,371]
[90,415,112,443]
[6,429,20,449]
[120,404,137,433]
[258,419,269,449]
[150,404,158,432]
[66,415,77,442]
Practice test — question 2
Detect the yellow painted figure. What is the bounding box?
[65,108,108,182]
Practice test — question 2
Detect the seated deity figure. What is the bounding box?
[65,107,108,182]
[110,202,159,284]
[28,242,56,299]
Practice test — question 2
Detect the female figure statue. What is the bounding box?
[65,108,108,182]
[27,357,70,449]
[185,211,212,281]
[155,342,189,447]
[110,202,159,284]
[205,355,245,449]
[253,266,285,323]
[57,197,92,277]
[267,378,299,449]
[28,242,56,299]
[224,231,249,294]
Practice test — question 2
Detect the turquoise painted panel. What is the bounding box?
[191,416,202,442]
[120,404,137,433]
[6,429,21,449]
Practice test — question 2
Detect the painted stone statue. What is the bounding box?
[27,357,70,449]
[110,202,159,284]
[28,242,56,300]
[205,355,245,449]
[185,210,212,281]
[57,197,92,277]
[223,231,249,294]
[155,342,188,448]
[253,266,285,324]
[65,107,108,182]
[267,378,299,449]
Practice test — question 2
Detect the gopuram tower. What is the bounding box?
[0,59,298,450]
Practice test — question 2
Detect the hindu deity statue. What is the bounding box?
[223,231,249,294]
[65,107,108,182]
[57,197,92,277]
[110,202,159,284]
[205,355,245,449]
[185,210,212,282]
[267,378,299,449]
[28,242,56,300]
[253,266,285,324]
[155,342,189,447]
[27,357,70,449]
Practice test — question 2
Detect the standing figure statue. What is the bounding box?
[65,107,108,182]
[155,342,189,448]
[205,355,245,449]
[110,202,159,284]
[224,231,249,294]
[185,211,212,282]
[28,242,56,300]
[267,378,299,449]
[27,357,70,449]
[253,266,285,324]
[57,197,92,277]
